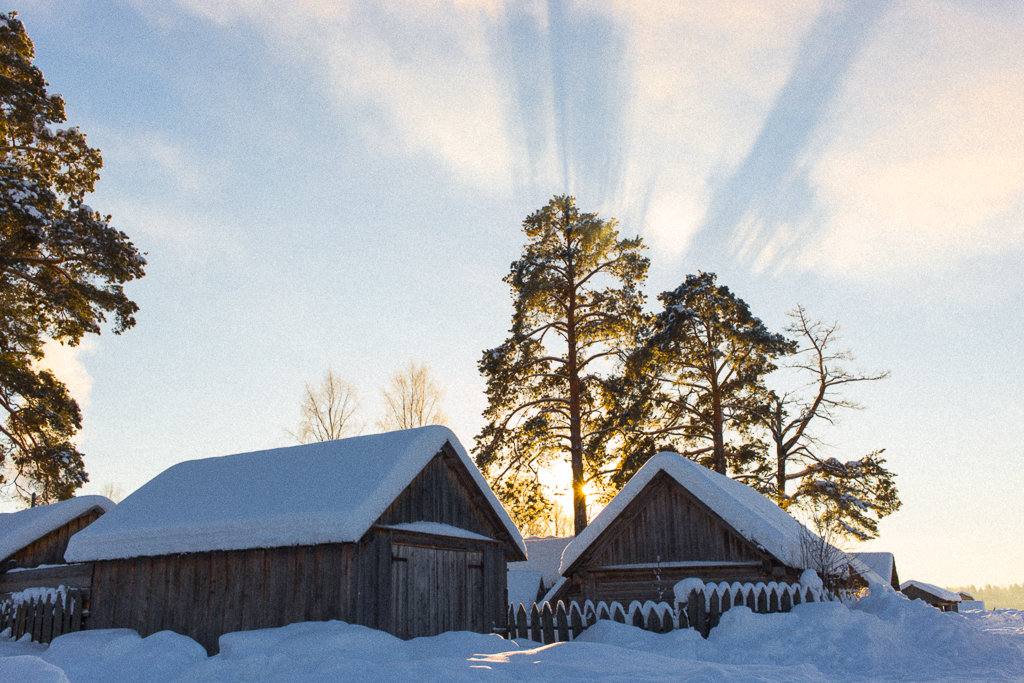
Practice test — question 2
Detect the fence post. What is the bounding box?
[540,602,555,644]
[529,603,542,642]
[70,590,83,633]
[16,602,27,640]
[611,603,626,624]
[516,604,528,639]
[781,588,793,612]
[569,602,584,639]
[687,589,705,637]
[31,597,42,643]
[675,602,688,629]
[707,591,721,633]
[583,600,596,628]
[555,601,569,642]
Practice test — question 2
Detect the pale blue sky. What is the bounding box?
[12,1,1024,586]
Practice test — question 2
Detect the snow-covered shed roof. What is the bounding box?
[0,495,113,563]
[507,569,543,607]
[851,552,896,583]
[559,452,818,575]
[510,536,572,587]
[901,580,961,603]
[65,426,525,562]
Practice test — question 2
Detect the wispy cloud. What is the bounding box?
[155,0,1024,280]
[797,1,1024,278]
[163,1,519,190]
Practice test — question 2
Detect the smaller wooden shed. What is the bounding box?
[0,496,113,592]
[900,580,961,612]
[65,426,526,652]
[544,452,823,605]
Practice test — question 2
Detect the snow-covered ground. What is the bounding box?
[2,589,1022,681]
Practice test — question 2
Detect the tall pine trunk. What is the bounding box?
[711,376,727,474]
[566,228,588,535]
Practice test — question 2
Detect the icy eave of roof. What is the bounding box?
[65,426,525,561]
[0,495,113,562]
[900,579,961,602]
[558,452,822,575]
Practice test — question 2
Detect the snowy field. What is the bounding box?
[2,589,1023,682]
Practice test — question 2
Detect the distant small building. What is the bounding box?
[900,580,961,612]
[849,552,901,591]
[0,496,113,593]
[957,592,985,611]
[65,427,526,652]
[543,452,821,605]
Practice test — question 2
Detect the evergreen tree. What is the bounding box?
[0,13,146,503]
[753,306,900,540]
[615,272,793,480]
[475,195,648,534]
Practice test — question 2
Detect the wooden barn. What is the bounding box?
[64,426,526,652]
[543,452,821,605]
[900,580,962,612]
[0,496,113,593]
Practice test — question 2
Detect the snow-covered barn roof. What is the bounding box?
[510,536,572,587]
[0,495,113,563]
[901,580,961,603]
[559,452,819,575]
[65,426,525,561]
[851,551,896,584]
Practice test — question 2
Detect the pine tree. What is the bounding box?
[615,272,793,480]
[475,195,648,534]
[0,13,146,503]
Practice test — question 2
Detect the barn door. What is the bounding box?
[390,543,485,638]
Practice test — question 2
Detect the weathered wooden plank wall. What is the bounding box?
[88,544,359,653]
[88,530,507,653]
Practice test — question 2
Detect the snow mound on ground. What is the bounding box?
[42,629,206,682]
[0,654,69,682]
[2,588,1023,681]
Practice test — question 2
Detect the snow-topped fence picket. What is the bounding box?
[506,577,828,643]
[0,585,86,643]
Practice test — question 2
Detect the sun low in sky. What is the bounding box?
[15,0,1024,587]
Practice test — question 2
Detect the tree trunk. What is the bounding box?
[710,377,727,475]
[566,224,588,535]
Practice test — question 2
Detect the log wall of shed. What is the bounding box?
[6,510,104,570]
[553,473,799,604]
[585,473,765,568]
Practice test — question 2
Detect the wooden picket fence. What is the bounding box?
[506,580,828,643]
[0,587,87,643]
